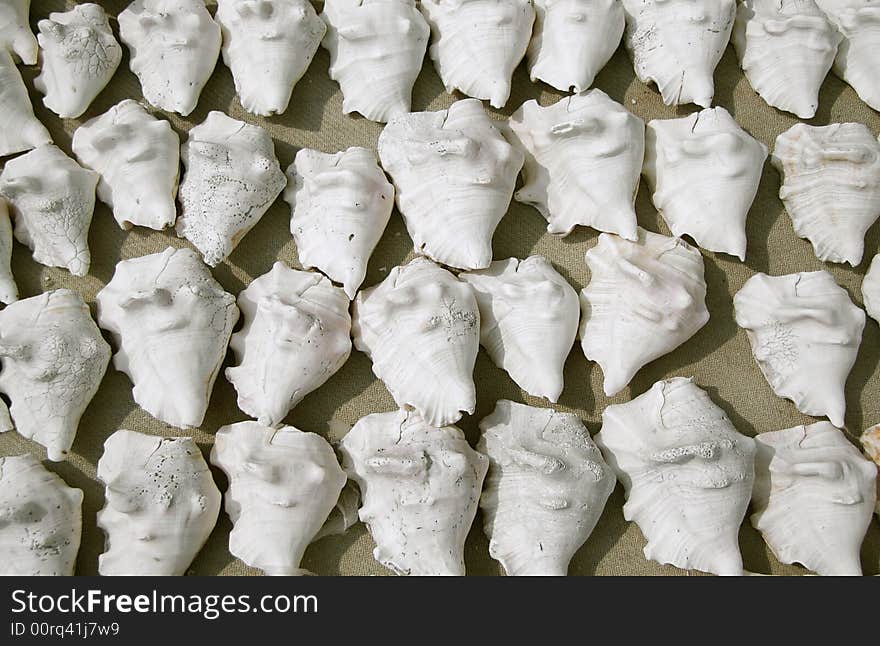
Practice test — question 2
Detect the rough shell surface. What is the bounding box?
[0,0,37,64]
[95,247,240,429]
[595,377,756,575]
[0,50,52,157]
[0,199,17,304]
[339,409,488,576]
[860,423,880,516]
[862,253,880,323]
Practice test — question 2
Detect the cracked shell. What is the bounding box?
[0,50,52,157]
[0,198,17,304]
[0,0,37,64]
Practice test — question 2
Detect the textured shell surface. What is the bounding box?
[816,0,880,111]
[643,107,769,260]
[772,122,880,266]
[352,257,480,427]
[595,377,756,575]
[863,253,880,323]
[95,247,240,429]
[96,429,221,576]
[420,0,535,108]
[0,145,97,277]
[751,422,877,575]
[733,271,865,429]
[176,111,287,267]
[225,262,352,427]
[0,0,37,64]
[339,409,489,576]
[861,423,880,516]
[580,229,710,397]
[527,0,625,93]
[33,4,122,119]
[621,0,736,108]
[732,0,841,119]
[508,90,644,240]
[460,256,580,402]
[0,454,82,575]
[0,198,17,304]
[118,0,222,116]
[211,421,347,575]
[216,0,325,117]
[0,290,110,462]
[285,146,394,298]
[377,99,524,270]
[477,400,615,576]
[321,0,429,123]
[0,50,52,157]
[72,99,180,231]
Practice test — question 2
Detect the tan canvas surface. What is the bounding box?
[1,1,878,576]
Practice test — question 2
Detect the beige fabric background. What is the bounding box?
[2,0,878,576]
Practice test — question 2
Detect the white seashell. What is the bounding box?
[0,290,110,461]
[352,257,479,427]
[339,409,488,576]
[225,262,352,427]
[211,421,347,575]
[579,229,710,397]
[860,423,880,516]
[0,51,52,158]
[508,90,643,239]
[176,111,287,267]
[733,271,865,429]
[377,99,523,270]
[0,145,98,277]
[95,247,240,429]
[420,0,535,108]
[732,0,841,119]
[216,0,325,117]
[862,253,880,324]
[0,0,37,64]
[72,100,180,231]
[96,429,221,576]
[621,0,736,108]
[0,198,17,304]
[527,0,625,93]
[595,377,756,575]
[33,4,122,119]
[460,256,580,402]
[772,122,880,266]
[285,146,394,298]
[321,0,429,123]
[477,400,615,576]
[751,422,877,575]
[118,0,222,116]
[0,454,82,575]
[643,107,768,261]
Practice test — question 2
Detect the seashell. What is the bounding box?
[0,454,82,575]
[508,90,644,239]
[118,0,222,116]
[0,198,17,304]
[420,0,535,108]
[0,145,98,277]
[733,271,865,429]
[772,122,880,266]
[96,429,221,575]
[176,111,287,267]
[732,0,841,119]
[0,51,52,158]
[0,290,110,461]
[579,229,710,397]
[751,422,877,575]
[477,400,615,576]
[211,421,347,575]
[643,107,768,261]
[225,262,352,427]
[595,377,756,575]
[0,0,37,64]
[285,146,394,298]
[460,256,580,402]
[621,0,736,108]
[321,0,429,123]
[95,247,240,429]
[33,4,122,119]
[216,0,325,117]
[377,99,524,270]
[352,257,479,427]
[860,423,880,516]
[339,409,488,576]
[862,253,880,324]
[72,99,180,231]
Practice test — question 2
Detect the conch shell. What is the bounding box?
[0,0,37,64]
[595,377,756,576]
[97,429,221,575]
[0,290,110,461]
[862,253,880,324]
[339,409,489,576]
[96,247,240,429]
[0,50,52,157]
[478,400,615,576]
[860,423,880,516]
[0,198,17,304]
